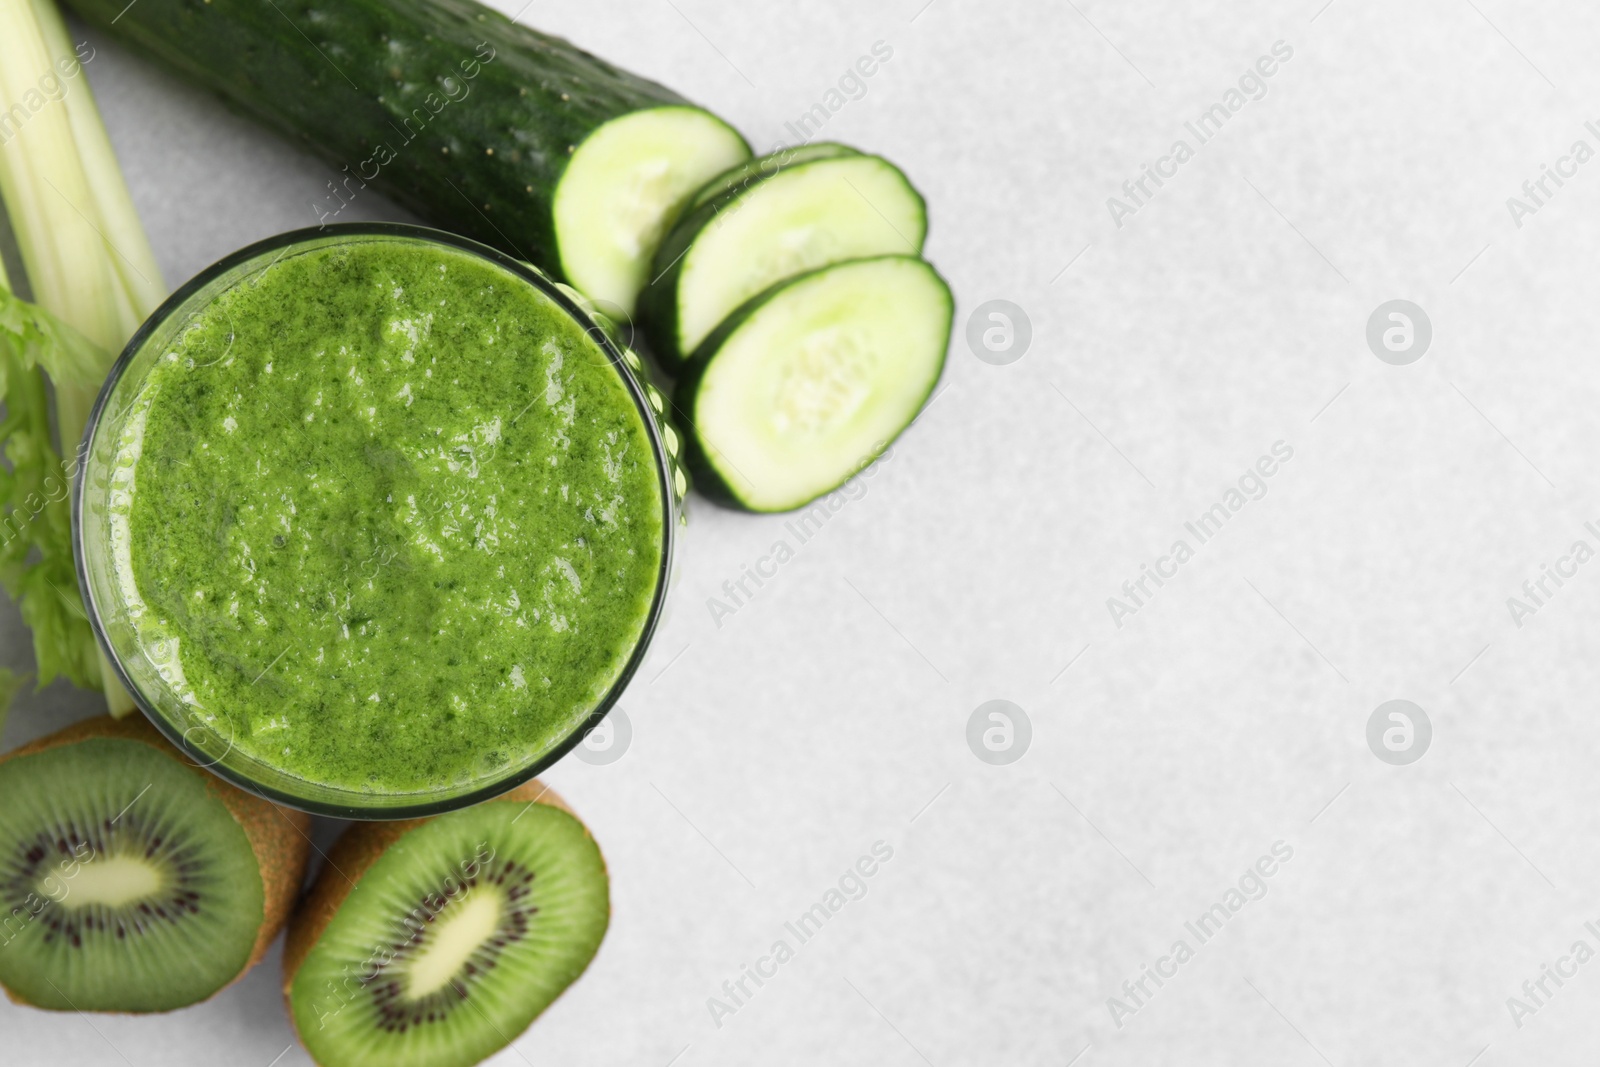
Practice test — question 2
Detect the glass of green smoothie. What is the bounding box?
[74,224,681,818]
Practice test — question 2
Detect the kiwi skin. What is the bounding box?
[281,780,595,1054]
[0,714,313,1010]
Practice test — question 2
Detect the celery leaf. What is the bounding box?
[0,281,106,692]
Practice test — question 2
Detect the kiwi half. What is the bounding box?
[284,782,609,1067]
[0,715,311,1011]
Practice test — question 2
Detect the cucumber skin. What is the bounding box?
[66,0,734,277]
[672,255,953,514]
[640,145,931,368]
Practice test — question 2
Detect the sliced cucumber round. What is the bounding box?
[555,106,750,317]
[675,256,951,512]
[685,142,859,212]
[642,146,928,365]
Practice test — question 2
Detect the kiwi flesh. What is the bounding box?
[0,715,311,1012]
[285,782,609,1067]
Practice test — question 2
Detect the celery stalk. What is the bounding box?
[0,0,166,717]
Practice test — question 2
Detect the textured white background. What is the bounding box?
[6,0,1600,1064]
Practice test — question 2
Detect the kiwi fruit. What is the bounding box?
[0,715,311,1012]
[283,782,609,1067]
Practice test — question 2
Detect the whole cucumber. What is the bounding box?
[68,0,749,313]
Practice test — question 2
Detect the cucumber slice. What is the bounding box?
[555,107,750,316]
[686,142,859,212]
[676,256,951,512]
[67,0,750,315]
[643,147,928,365]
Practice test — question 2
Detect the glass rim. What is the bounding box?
[72,222,677,820]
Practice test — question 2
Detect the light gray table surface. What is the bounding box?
[6,0,1600,1063]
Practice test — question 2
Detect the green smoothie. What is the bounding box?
[112,236,664,794]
